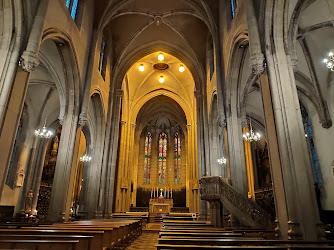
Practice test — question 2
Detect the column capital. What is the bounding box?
[250,53,265,75]
[20,51,40,72]
[290,58,299,72]
[194,90,201,98]
[131,124,136,130]
[78,113,88,127]
[121,121,126,127]
[186,124,191,130]
[116,89,124,97]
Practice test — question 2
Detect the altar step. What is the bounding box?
[149,213,163,223]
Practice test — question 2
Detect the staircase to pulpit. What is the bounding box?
[199,176,271,229]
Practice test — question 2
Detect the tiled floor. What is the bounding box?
[126,231,159,250]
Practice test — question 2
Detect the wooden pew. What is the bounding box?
[0,229,105,250]
[158,238,334,247]
[30,219,142,248]
[155,245,334,250]
[38,220,140,246]
[0,234,92,250]
[0,239,79,250]
[159,232,243,238]
[24,226,120,249]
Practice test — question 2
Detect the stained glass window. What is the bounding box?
[231,0,236,18]
[159,133,167,184]
[99,38,107,80]
[300,105,323,187]
[143,132,152,184]
[66,0,80,20]
[174,133,181,184]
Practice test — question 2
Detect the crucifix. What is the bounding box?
[159,188,164,197]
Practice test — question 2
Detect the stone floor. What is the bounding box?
[126,231,159,250]
[126,223,161,250]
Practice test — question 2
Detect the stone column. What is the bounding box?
[195,90,207,219]
[95,87,115,217]
[263,0,322,240]
[104,89,123,216]
[15,133,39,214]
[78,30,99,126]
[0,0,49,199]
[30,140,49,214]
[47,114,80,222]
[225,108,247,196]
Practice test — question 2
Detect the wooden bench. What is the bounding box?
[38,220,140,246]
[0,229,106,249]
[158,238,334,246]
[0,239,79,250]
[159,232,243,238]
[0,234,92,250]
[155,245,334,250]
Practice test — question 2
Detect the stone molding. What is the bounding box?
[20,51,40,72]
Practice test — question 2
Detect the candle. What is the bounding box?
[167,187,169,199]
[171,188,173,198]
[164,187,166,197]
[151,187,153,198]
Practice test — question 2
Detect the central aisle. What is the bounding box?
[126,231,159,250]
[126,223,161,250]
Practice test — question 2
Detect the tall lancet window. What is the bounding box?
[66,0,79,20]
[301,105,323,187]
[143,132,152,184]
[174,133,181,184]
[159,133,167,184]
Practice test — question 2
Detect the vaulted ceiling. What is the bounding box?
[97,0,215,72]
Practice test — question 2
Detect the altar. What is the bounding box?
[149,197,173,213]
[149,188,173,213]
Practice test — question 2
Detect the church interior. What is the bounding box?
[0,0,334,248]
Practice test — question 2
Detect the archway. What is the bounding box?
[114,51,199,213]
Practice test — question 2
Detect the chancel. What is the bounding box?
[0,0,334,249]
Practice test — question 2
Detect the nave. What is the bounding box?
[1,0,334,245]
[0,212,333,249]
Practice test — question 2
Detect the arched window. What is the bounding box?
[174,133,181,184]
[66,0,84,27]
[99,38,107,80]
[66,0,79,20]
[143,132,152,184]
[300,104,323,187]
[231,0,236,18]
[159,133,167,184]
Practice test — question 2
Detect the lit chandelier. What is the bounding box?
[35,119,53,138]
[243,118,261,142]
[217,157,227,165]
[80,154,92,162]
[323,52,334,71]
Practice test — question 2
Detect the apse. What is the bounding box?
[134,96,187,208]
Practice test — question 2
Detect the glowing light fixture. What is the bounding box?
[179,65,185,72]
[80,154,92,162]
[323,52,334,71]
[158,53,164,61]
[159,76,164,83]
[243,118,261,142]
[217,157,227,165]
[35,119,53,138]
[139,64,144,72]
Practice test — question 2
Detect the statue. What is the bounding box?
[51,136,59,157]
